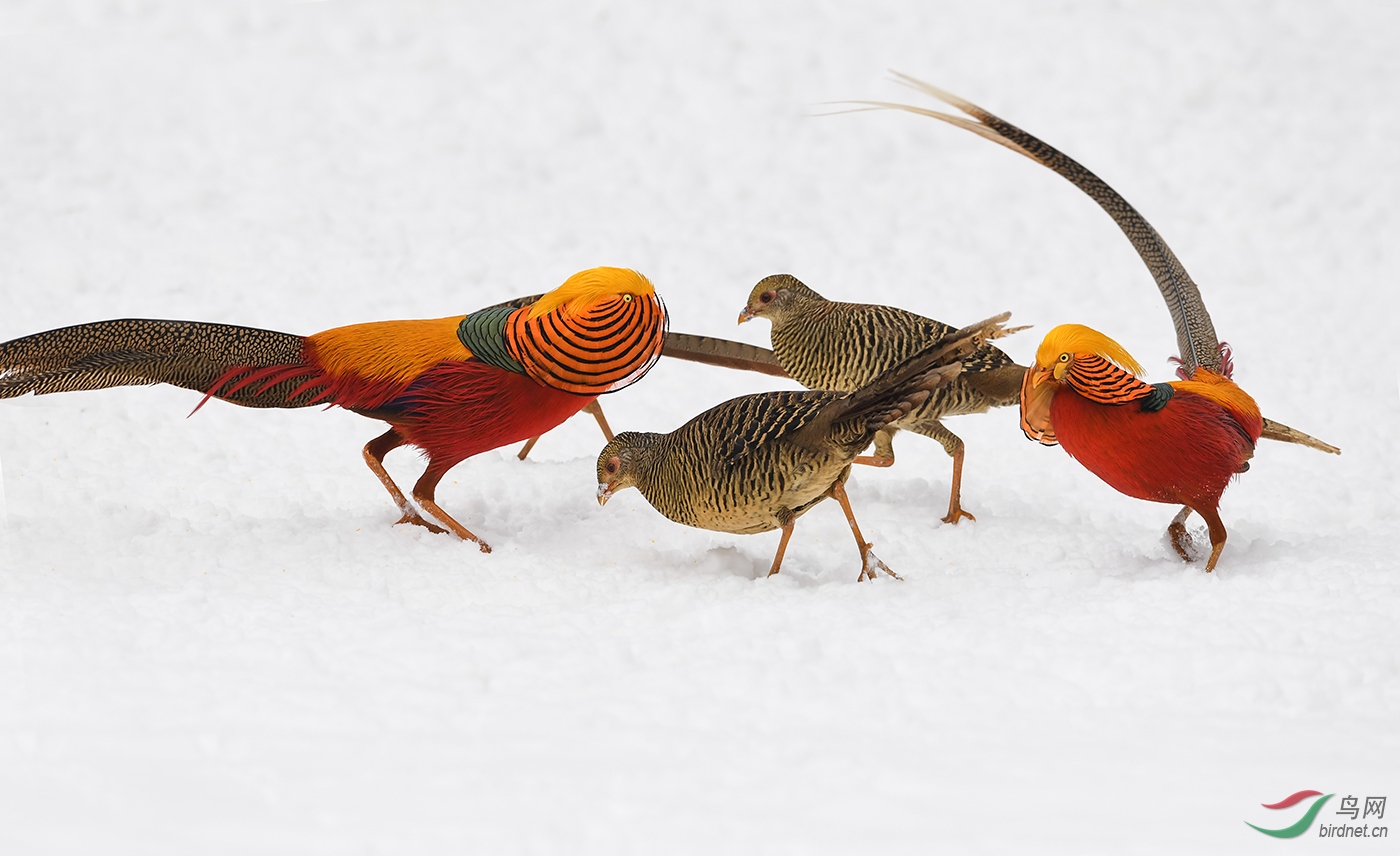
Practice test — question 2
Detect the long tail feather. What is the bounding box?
[1260,418,1340,455]
[856,73,1222,375]
[0,319,318,408]
[662,331,791,378]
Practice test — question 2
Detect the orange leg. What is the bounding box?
[363,429,447,534]
[1197,505,1228,573]
[516,400,613,461]
[854,427,896,468]
[940,443,975,525]
[585,399,614,441]
[830,481,901,582]
[412,466,492,553]
[1166,504,1228,571]
[901,421,977,524]
[767,513,795,577]
[515,435,541,461]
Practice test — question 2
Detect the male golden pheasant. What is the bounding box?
[596,313,1010,580]
[739,274,1025,524]
[866,76,1338,571]
[0,266,667,552]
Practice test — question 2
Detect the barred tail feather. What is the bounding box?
[1260,418,1340,455]
[860,74,1223,375]
[662,331,791,378]
[0,318,321,409]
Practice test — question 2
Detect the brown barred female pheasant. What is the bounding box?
[739,275,1026,524]
[596,312,1012,581]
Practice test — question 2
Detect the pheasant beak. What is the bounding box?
[1030,365,1055,388]
[737,306,756,325]
[596,481,614,506]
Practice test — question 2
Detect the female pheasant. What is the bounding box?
[597,313,1010,580]
[866,76,1338,570]
[739,273,1025,524]
[0,266,666,552]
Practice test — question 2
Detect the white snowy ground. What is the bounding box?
[1,1,1397,853]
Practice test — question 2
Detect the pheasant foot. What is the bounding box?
[941,501,976,525]
[416,496,492,553]
[1167,506,1195,563]
[858,544,902,582]
[395,512,448,535]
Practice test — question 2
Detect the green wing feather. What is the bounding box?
[456,306,525,374]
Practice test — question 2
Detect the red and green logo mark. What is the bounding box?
[1247,790,1334,838]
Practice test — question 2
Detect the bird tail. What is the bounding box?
[853,73,1223,378]
[856,77,1341,456]
[1260,418,1340,455]
[0,318,324,409]
[662,332,791,378]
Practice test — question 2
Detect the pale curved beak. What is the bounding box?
[1030,365,1054,388]
[737,306,755,325]
[596,482,613,506]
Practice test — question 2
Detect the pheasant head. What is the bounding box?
[596,431,659,506]
[1021,324,1145,445]
[738,274,825,326]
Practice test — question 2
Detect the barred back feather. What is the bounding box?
[751,274,1021,417]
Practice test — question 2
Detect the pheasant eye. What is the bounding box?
[605,457,620,475]
[759,291,775,304]
[1059,353,1070,363]
[621,294,633,303]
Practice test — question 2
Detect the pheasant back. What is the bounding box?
[762,278,1022,415]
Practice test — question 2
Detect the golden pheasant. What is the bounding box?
[596,312,1011,580]
[0,267,667,552]
[865,76,1338,570]
[739,274,1025,524]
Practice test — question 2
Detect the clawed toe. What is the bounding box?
[395,513,449,535]
[1167,521,1194,562]
[857,544,902,582]
[942,507,976,525]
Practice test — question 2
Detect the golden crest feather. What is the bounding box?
[527,267,656,320]
[1035,324,1145,376]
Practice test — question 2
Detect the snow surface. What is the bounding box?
[1,1,1397,853]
